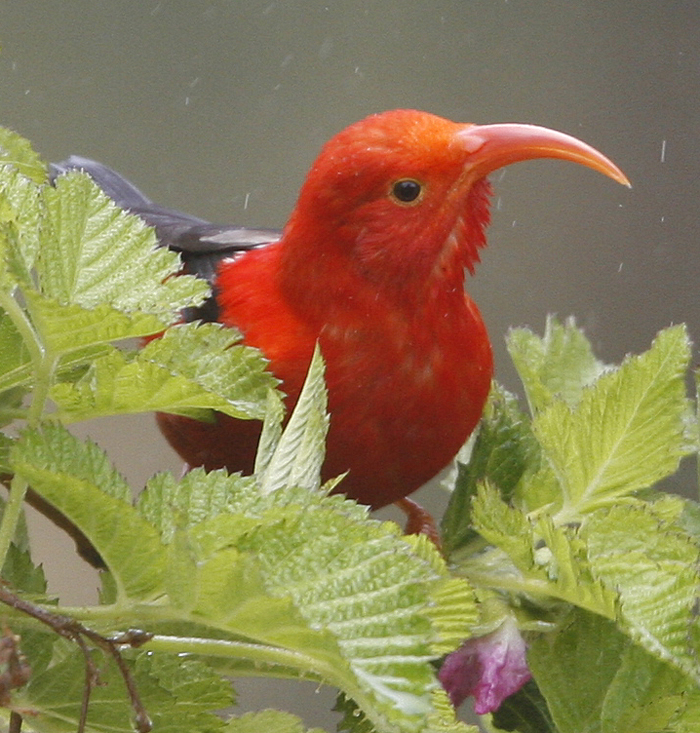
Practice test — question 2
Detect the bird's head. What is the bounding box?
[283,109,628,308]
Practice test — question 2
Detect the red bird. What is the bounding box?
[53,110,628,513]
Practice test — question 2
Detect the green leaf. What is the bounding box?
[0,162,44,287]
[254,388,287,477]
[0,431,13,473]
[669,690,700,733]
[424,689,481,733]
[490,679,557,733]
[335,693,377,733]
[0,127,47,184]
[135,652,232,732]
[52,323,278,422]
[1,543,48,596]
[257,343,328,495]
[0,386,26,427]
[528,609,631,733]
[137,468,259,544]
[442,385,540,557]
[583,502,700,681]
[469,482,536,576]
[468,483,616,617]
[136,471,474,732]
[533,325,694,520]
[10,647,230,733]
[139,322,279,419]
[10,424,166,602]
[507,315,607,412]
[0,309,32,392]
[223,710,325,733]
[38,171,208,314]
[335,689,480,733]
[600,643,690,733]
[25,291,168,354]
[530,608,697,733]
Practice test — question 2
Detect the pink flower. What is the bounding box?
[438,617,531,715]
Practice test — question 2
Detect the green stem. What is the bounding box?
[0,290,45,389]
[0,289,56,566]
[145,634,326,673]
[142,634,379,727]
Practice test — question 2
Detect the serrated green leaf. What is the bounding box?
[139,322,279,419]
[425,689,480,733]
[52,323,277,422]
[534,325,694,520]
[334,690,481,733]
[137,468,259,544]
[533,515,616,617]
[8,647,229,733]
[254,389,287,476]
[135,652,232,732]
[468,483,616,617]
[529,607,697,733]
[0,162,43,287]
[137,467,470,731]
[335,693,379,733]
[38,171,208,314]
[469,482,536,575]
[583,503,700,681]
[442,385,540,557]
[10,424,166,601]
[0,127,47,184]
[508,315,607,413]
[1,543,47,596]
[257,344,328,495]
[223,710,325,733]
[600,642,689,733]
[0,309,32,392]
[232,503,446,719]
[528,609,631,733]
[25,291,168,354]
[415,566,476,656]
[13,423,130,502]
[514,462,563,516]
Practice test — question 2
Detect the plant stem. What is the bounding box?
[0,289,56,567]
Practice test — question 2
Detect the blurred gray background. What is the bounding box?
[1,1,699,728]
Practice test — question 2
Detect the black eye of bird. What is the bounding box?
[391,179,422,204]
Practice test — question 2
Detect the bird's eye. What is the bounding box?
[390,179,423,204]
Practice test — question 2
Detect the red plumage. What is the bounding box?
[55,109,628,510]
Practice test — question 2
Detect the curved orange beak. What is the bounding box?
[458,123,630,187]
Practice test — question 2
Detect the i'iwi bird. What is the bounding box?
[52,109,628,525]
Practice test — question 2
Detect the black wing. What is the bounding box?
[49,156,282,322]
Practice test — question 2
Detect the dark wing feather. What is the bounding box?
[49,156,281,322]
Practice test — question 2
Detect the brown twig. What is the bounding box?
[0,583,153,732]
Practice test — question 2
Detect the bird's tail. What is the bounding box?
[49,156,210,234]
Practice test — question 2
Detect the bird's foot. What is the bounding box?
[395,497,442,552]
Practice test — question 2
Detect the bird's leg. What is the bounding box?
[395,498,442,551]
